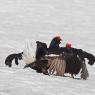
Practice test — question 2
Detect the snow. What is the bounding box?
[0,0,95,95]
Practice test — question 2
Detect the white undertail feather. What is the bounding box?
[22,40,36,64]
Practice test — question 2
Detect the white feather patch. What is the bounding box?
[22,40,36,64]
[45,54,60,57]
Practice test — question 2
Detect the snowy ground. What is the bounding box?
[0,0,95,95]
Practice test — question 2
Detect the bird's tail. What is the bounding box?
[22,40,36,64]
